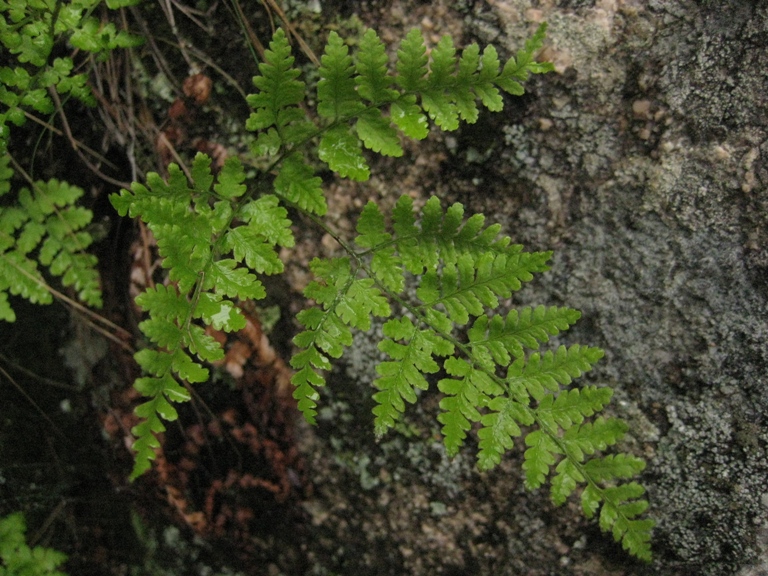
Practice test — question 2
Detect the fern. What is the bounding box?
[0,0,144,318]
[0,160,102,321]
[0,512,68,575]
[114,24,654,560]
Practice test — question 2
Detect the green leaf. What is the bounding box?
[507,345,605,401]
[477,396,533,470]
[214,156,247,198]
[355,29,399,104]
[186,324,224,362]
[390,94,428,140]
[239,194,295,247]
[205,259,266,300]
[422,35,458,130]
[396,28,428,92]
[134,284,190,321]
[318,124,370,181]
[247,28,306,135]
[437,358,503,455]
[536,386,613,431]
[273,153,326,215]
[225,226,284,274]
[334,278,390,331]
[191,153,214,194]
[355,108,403,157]
[317,31,363,120]
[373,317,452,436]
[355,201,390,248]
[522,429,560,490]
[194,293,246,332]
[551,458,584,505]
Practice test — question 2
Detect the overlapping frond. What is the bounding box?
[110,153,293,478]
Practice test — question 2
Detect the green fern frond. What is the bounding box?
[110,153,294,477]
[246,28,310,149]
[506,344,605,401]
[0,176,102,321]
[318,31,364,120]
[290,256,391,422]
[355,29,400,105]
[115,24,654,562]
[273,153,326,215]
[437,357,505,455]
[372,316,454,435]
[0,512,68,575]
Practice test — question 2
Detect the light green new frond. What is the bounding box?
[0,512,68,575]
[507,344,605,401]
[318,31,364,120]
[496,23,554,96]
[355,29,399,105]
[437,356,505,455]
[373,316,454,436]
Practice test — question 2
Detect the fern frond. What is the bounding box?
[291,257,390,422]
[318,124,370,181]
[110,153,294,478]
[422,35,459,130]
[0,176,101,321]
[468,306,582,370]
[395,28,428,93]
[437,357,504,455]
[355,29,399,105]
[246,28,313,149]
[535,385,613,430]
[506,344,605,401]
[477,396,533,469]
[317,31,364,120]
[373,316,454,436]
[273,153,327,215]
[496,23,554,96]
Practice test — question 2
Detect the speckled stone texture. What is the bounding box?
[305,1,767,574]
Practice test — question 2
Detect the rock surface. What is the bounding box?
[290,1,768,575]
